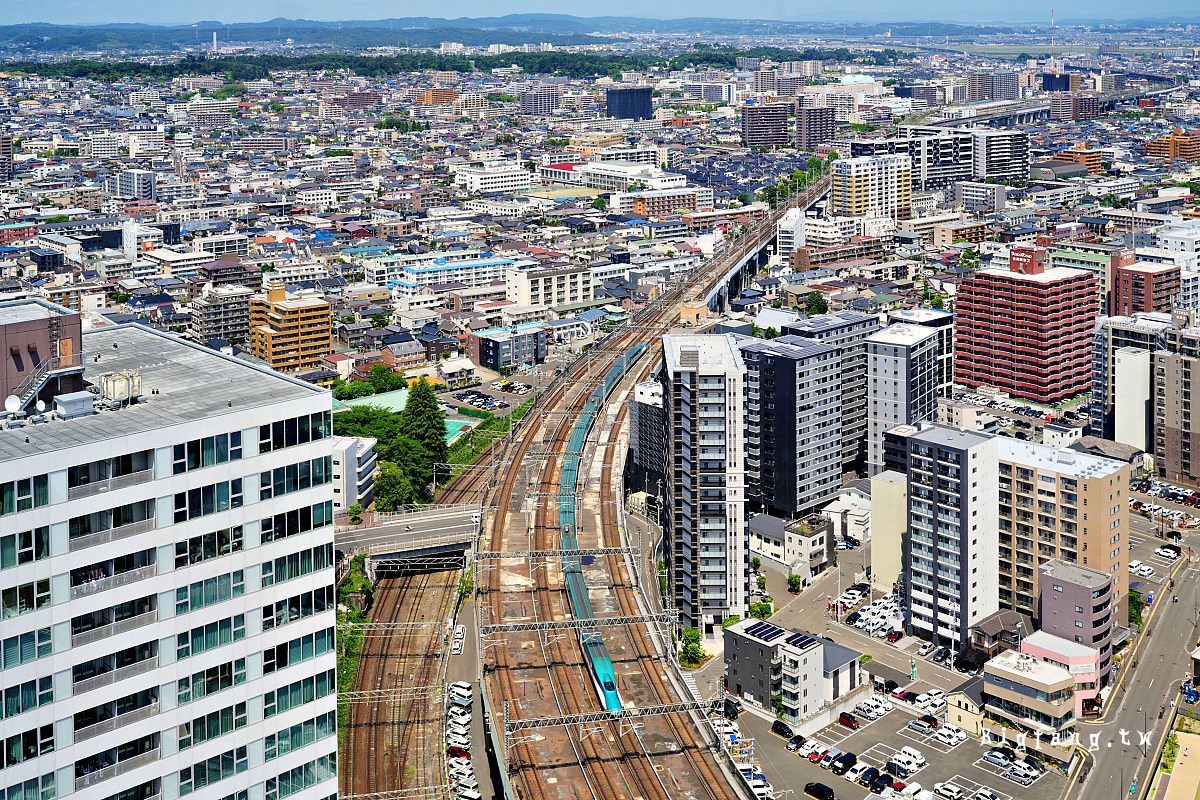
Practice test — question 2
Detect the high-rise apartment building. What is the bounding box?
[739,336,841,517]
[1154,322,1200,487]
[783,311,881,473]
[626,380,667,502]
[1145,129,1200,161]
[605,87,653,120]
[1088,312,1174,444]
[841,130,973,190]
[894,425,1000,651]
[248,287,333,374]
[1110,262,1180,316]
[955,247,1097,403]
[830,155,913,219]
[967,72,1019,101]
[1050,94,1100,121]
[104,169,157,201]
[996,439,1128,619]
[969,129,1030,183]
[740,102,790,149]
[0,299,337,800]
[660,335,748,635]
[519,86,562,115]
[189,285,254,345]
[0,134,13,181]
[887,308,955,399]
[866,324,940,475]
[795,107,835,150]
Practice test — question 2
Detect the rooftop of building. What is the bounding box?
[997,437,1125,479]
[0,322,326,464]
[888,307,953,324]
[866,322,938,346]
[1022,630,1100,661]
[1038,558,1112,589]
[974,264,1094,284]
[985,648,1074,687]
[907,423,994,451]
[662,333,745,374]
[1,296,72,324]
[738,334,838,360]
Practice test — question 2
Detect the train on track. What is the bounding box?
[559,343,648,712]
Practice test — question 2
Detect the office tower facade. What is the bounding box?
[896,425,1000,651]
[739,336,841,517]
[1110,262,1180,316]
[830,155,913,219]
[519,86,562,115]
[795,107,835,150]
[887,308,955,399]
[740,103,790,149]
[660,335,748,635]
[1037,560,1116,687]
[0,299,337,800]
[248,287,333,374]
[866,324,939,475]
[955,247,1097,403]
[969,129,1030,183]
[783,311,881,473]
[842,130,973,190]
[606,87,653,120]
[997,439,1128,620]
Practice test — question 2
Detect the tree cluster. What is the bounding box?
[332,378,447,509]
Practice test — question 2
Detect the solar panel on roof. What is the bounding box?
[744,621,767,638]
[755,622,786,642]
[786,632,816,649]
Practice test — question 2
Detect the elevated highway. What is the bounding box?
[934,85,1179,128]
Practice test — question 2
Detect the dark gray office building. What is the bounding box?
[606,87,653,120]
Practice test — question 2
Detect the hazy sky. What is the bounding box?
[4,0,1198,25]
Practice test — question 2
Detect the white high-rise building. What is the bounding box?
[866,323,940,475]
[660,334,748,636]
[892,424,1001,651]
[0,299,337,800]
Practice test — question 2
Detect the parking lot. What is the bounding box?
[735,694,1068,800]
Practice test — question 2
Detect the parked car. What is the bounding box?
[1021,755,1046,774]
[831,753,858,776]
[809,748,830,764]
[871,774,896,794]
[804,783,836,800]
[857,767,881,787]
[919,714,940,728]
[838,712,860,729]
[885,761,911,779]
[887,630,904,643]
[787,735,806,752]
[933,783,964,800]
[1003,768,1034,786]
[772,720,794,738]
[898,747,926,767]
[906,720,934,736]
[844,764,870,783]
[820,749,843,769]
[981,751,1012,768]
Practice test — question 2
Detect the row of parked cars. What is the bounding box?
[844,592,907,641]
[454,389,510,412]
[445,682,481,800]
[979,745,1046,786]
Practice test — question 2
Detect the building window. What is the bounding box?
[1,629,51,672]
[178,745,248,796]
[262,586,335,631]
[262,628,335,675]
[264,669,336,718]
[177,660,247,707]
[259,456,332,500]
[175,572,245,615]
[175,527,243,569]
[173,433,243,474]
[263,710,336,761]
[178,702,247,751]
[0,476,49,517]
[176,616,246,661]
[1052,584,1063,592]
[1,579,50,619]
[0,528,49,571]
[2,677,53,720]
[173,480,244,523]
[259,412,332,454]
[261,544,334,588]
[261,502,333,544]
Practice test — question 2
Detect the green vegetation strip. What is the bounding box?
[445,398,535,470]
[336,555,372,747]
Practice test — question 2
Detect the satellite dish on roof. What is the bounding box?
[35,400,46,413]
[4,395,20,413]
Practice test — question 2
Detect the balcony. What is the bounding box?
[69,518,156,552]
[67,468,155,501]
[75,748,160,790]
[70,565,157,600]
[74,702,161,743]
[73,656,159,696]
[73,610,158,647]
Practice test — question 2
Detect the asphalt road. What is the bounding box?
[1076,542,1197,800]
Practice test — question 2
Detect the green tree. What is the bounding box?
[787,574,804,593]
[682,627,701,646]
[751,556,761,572]
[681,642,706,666]
[369,312,392,329]
[748,601,773,620]
[591,196,607,210]
[397,378,447,473]
[757,574,767,591]
[1129,590,1144,627]
[805,291,829,316]
[373,461,421,510]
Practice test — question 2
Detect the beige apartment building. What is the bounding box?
[505,261,595,308]
[996,440,1128,620]
[982,650,1078,764]
[830,154,913,219]
[249,286,333,373]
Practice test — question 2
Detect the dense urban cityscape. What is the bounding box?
[6,11,1200,800]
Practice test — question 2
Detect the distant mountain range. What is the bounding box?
[2,13,1197,53]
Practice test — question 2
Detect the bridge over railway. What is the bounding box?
[335,503,484,574]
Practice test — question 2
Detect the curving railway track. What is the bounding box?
[341,570,458,797]
[422,178,832,800]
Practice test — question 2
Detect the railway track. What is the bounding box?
[341,570,458,797]
[428,178,832,800]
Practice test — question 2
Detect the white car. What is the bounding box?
[1128,559,1143,572]
[1136,564,1156,578]
[451,639,464,656]
[898,747,927,768]
[869,697,894,713]
[901,784,924,797]
[934,783,964,800]
[1157,547,1181,559]
[845,764,870,783]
